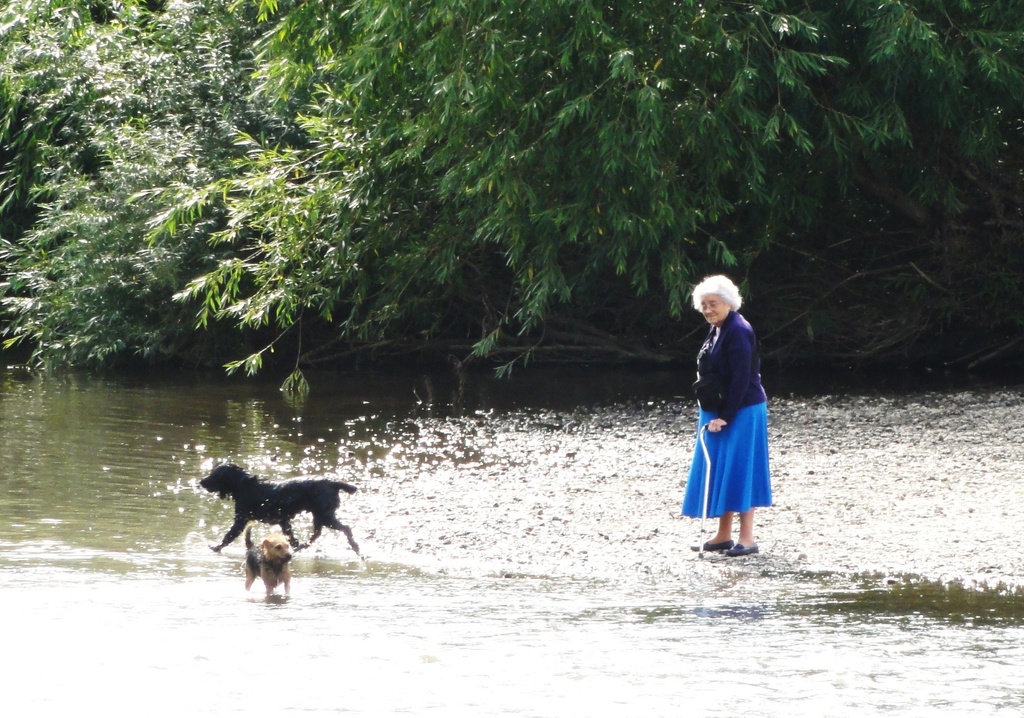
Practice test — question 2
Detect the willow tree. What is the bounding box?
[160,0,1024,384]
[4,1,1023,378]
[748,1,1024,368]
[160,0,843,381]
[0,0,279,367]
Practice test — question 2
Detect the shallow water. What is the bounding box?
[1,367,1022,716]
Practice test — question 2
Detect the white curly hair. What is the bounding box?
[691,274,743,312]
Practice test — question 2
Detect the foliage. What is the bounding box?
[162,0,848,377]
[0,0,278,368]
[165,0,1024,374]
[3,0,1024,379]
[748,0,1024,367]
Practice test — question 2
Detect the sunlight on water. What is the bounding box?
[2,369,1023,716]
[5,558,1024,716]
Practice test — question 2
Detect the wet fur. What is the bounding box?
[201,463,360,555]
[244,525,292,595]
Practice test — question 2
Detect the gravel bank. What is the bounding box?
[345,388,1024,590]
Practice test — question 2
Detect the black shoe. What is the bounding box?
[725,543,759,557]
[691,539,735,552]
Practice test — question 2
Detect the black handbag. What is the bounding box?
[693,373,724,411]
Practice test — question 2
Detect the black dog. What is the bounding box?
[200,464,360,555]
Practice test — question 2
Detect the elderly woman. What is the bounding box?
[681,275,771,556]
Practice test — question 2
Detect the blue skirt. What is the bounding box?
[681,402,772,518]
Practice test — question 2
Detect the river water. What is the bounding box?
[1,366,1022,716]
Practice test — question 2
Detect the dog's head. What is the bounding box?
[199,464,251,498]
[261,534,293,563]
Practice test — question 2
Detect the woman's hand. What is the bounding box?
[708,418,728,432]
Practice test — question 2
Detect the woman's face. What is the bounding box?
[700,294,730,327]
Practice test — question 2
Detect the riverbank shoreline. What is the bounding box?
[347,388,1024,593]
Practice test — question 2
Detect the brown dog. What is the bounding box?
[244,525,293,596]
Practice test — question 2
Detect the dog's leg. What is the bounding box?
[211,517,248,552]
[318,517,361,556]
[340,525,360,556]
[279,519,309,550]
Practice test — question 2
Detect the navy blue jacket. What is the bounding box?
[698,310,767,422]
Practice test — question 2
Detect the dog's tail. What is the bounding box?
[244,524,255,549]
[331,481,358,495]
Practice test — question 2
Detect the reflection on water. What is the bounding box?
[814,575,1024,627]
[1,368,1022,716]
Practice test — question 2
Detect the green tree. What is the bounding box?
[0,0,279,367]
[749,0,1024,368]
[4,0,1023,379]
[165,0,1024,378]
[161,0,845,382]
